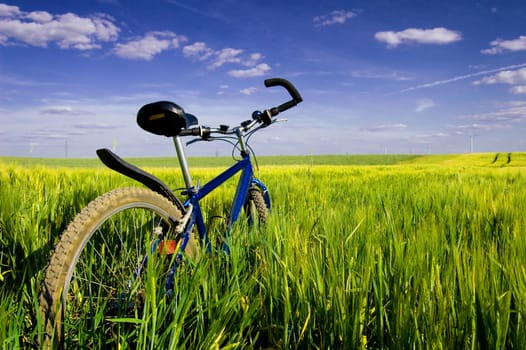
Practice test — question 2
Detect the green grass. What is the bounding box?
[400,152,526,167]
[2,152,526,168]
[1,153,526,348]
[0,153,420,168]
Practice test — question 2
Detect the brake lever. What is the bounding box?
[255,118,287,131]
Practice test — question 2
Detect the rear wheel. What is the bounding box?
[39,187,197,349]
[244,187,269,226]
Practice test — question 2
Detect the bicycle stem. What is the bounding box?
[235,127,250,157]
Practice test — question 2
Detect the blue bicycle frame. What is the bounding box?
[161,134,270,290]
[183,155,270,251]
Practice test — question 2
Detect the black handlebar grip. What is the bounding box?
[264,78,303,104]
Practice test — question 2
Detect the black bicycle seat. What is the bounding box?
[137,101,198,137]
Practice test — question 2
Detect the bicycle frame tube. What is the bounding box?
[130,152,254,294]
[182,155,255,248]
[173,136,193,188]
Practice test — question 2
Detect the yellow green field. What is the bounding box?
[1,153,525,348]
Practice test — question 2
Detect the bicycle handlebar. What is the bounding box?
[180,77,302,137]
[264,78,303,115]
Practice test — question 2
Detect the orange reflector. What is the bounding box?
[158,240,177,255]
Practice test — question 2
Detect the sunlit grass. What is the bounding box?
[1,154,525,348]
[0,153,427,168]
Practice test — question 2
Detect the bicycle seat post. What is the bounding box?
[173,136,194,189]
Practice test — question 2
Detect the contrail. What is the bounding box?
[390,62,526,94]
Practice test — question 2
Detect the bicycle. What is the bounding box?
[39,78,303,348]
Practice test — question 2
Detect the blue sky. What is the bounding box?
[1,0,526,158]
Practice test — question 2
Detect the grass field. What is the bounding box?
[1,152,525,348]
[2,151,524,168]
[0,154,421,168]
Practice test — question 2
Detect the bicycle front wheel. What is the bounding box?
[39,187,196,349]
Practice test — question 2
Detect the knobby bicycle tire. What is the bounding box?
[245,187,268,226]
[39,187,196,349]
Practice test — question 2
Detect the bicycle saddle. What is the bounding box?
[137,101,198,137]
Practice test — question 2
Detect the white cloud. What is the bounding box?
[458,101,526,124]
[0,5,119,50]
[216,84,229,95]
[24,11,53,23]
[240,87,257,95]
[450,123,496,132]
[0,3,21,17]
[481,36,526,55]
[184,43,266,73]
[74,122,117,130]
[473,67,526,95]
[243,52,264,66]
[415,99,435,112]
[40,106,81,115]
[183,41,214,60]
[363,123,407,132]
[91,14,119,41]
[375,27,462,48]
[209,48,243,68]
[313,10,357,27]
[204,48,270,77]
[473,68,526,85]
[395,62,526,94]
[1,3,273,84]
[113,31,187,60]
[228,63,271,78]
[0,4,270,79]
[510,85,526,94]
[351,69,411,81]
